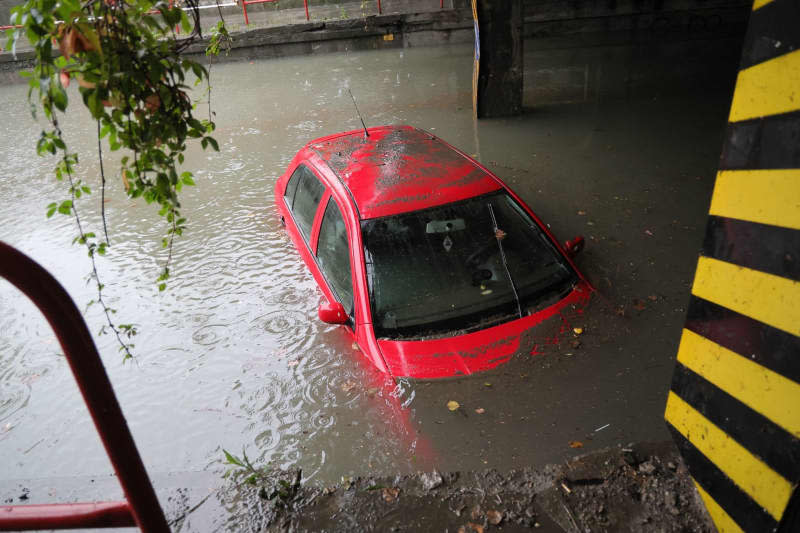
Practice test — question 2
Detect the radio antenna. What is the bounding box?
[348,89,369,139]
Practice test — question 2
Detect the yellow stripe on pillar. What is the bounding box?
[709,169,800,231]
[729,49,800,122]
[665,392,792,521]
[692,256,800,337]
[751,0,775,10]
[692,478,745,533]
[677,328,800,438]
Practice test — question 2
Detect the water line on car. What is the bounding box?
[487,203,523,319]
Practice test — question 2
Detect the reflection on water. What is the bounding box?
[0,39,737,486]
[0,45,474,483]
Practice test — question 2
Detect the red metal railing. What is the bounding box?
[0,242,170,532]
[3,0,448,35]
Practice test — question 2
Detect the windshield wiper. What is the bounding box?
[487,203,523,319]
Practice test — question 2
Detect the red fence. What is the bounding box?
[0,242,170,532]
[2,0,448,35]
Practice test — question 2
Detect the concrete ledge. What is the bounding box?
[180,8,473,58]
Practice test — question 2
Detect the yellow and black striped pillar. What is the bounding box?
[664,0,800,531]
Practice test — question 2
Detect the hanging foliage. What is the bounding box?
[5,0,229,359]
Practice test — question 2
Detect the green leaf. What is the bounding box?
[87,91,103,118]
[205,137,219,152]
[223,449,245,467]
[57,199,72,215]
[180,10,191,33]
[46,202,57,218]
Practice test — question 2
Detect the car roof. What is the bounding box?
[307,125,502,219]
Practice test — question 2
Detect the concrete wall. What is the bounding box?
[523,0,751,43]
[1,0,17,26]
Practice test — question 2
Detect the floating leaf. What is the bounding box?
[447,400,460,411]
[382,487,399,503]
[573,327,583,335]
[474,408,485,414]
[569,440,584,448]
[487,510,503,525]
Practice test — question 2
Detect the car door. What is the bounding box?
[283,161,357,332]
[315,196,355,325]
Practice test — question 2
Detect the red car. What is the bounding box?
[275,125,592,379]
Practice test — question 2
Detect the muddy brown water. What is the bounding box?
[0,40,737,496]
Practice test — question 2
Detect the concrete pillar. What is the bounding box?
[474,0,523,118]
[664,0,800,531]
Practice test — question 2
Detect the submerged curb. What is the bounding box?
[213,441,714,532]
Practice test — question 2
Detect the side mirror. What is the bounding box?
[564,235,585,258]
[318,301,348,324]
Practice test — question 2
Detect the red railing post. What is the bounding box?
[304,0,309,20]
[0,242,170,532]
[241,0,250,25]
[377,0,381,14]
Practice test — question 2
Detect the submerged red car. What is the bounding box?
[275,125,592,379]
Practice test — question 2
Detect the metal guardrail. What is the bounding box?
[0,242,169,532]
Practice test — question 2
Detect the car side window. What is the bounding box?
[284,165,303,208]
[288,164,326,240]
[316,198,354,315]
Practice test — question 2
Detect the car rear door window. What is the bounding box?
[316,198,354,315]
[284,165,303,207]
[288,164,326,239]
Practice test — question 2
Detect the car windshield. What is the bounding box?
[361,191,578,340]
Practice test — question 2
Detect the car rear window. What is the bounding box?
[287,164,326,240]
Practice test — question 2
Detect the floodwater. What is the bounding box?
[0,38,739,512]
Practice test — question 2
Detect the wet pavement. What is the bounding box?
[0,33,740,529]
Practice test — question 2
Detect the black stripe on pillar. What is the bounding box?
[720,109,800,170]
[671,363,800,483]
[777,486,800,533]
[667,425,778,532]
[702,215,800,282]
[685,296,800,385]
[739,0,800,70]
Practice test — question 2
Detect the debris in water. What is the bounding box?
[573,327,583,335]
[475,408,485,414]
[633,299,646,311]
[341,380,357,393]
[648,294,659,301]
[420,470,444,491]
[560,482,572,494]
[447,400,460,411]
[569,440,584,448]
[487,510,503,525]
[644,229,654,236]
[287,359,300,367]
[484,382,492,388]
[594,423,610,432]
[382,487,400,502]
[351,342,360,351]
